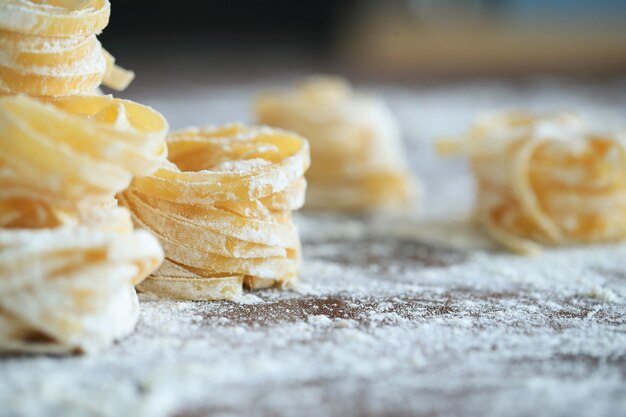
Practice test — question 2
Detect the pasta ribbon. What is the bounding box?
[119,124,310,300]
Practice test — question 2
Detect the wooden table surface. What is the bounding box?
[1,76,626,417]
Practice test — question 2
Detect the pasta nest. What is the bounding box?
[0,227,163,353]
[256,76,415,211]
[0,0,133,96]
[119,124,311,300]
[438,111,626,254]
[0,94,168,230]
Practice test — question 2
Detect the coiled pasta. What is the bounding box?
[438,111,626,254]
[120,124,310,300]
[256,76,415,211]
[0,94,168,229]
[0,0,133,97]
[0,227,163,353]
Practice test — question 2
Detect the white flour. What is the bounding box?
[1,78,625,417]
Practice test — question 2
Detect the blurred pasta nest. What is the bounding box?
[256,76,416,212]
[119,124,310,301]
[438,111,626,254]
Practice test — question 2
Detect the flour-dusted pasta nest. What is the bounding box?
[119,124,310,300]
[0,0,133,97]
[256,76,416,212]
[0,227,163,353]
[438,111,626,254]
[0,94,168,229]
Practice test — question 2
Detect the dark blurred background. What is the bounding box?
[100,0,626,89]
[101,0,348,50]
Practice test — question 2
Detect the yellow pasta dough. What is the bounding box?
[0,94,168,229]
[256,76,415,211]
[0,0,134,97]
[437,111,626,254]
[119,124,310,300]
[0,227,163,353]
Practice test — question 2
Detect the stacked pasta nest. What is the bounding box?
[438,111,626,254]
[0,0,165,353]
[119,125,310,300]
[256,76,415,212]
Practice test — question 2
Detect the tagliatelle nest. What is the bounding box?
[0,0,134,97]
[0,227,163,353]
[119,124,310,301]
[256,76,416,212]
[437,111,626,254]
[0,94,168,229]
